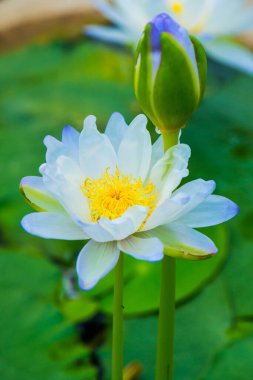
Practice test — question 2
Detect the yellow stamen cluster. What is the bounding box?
[171,2,183,14]
[81,168,157,223]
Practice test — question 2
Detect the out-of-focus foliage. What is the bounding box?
[0,40,253,379]
[0,250,96,379]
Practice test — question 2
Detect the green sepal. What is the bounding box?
[134,25,153,119]
[134,24,156,124]
[148,226,214,261]
[153,32,200,131]
[164,246,213,261]
[20,181,63,212]
[190,35,207,103]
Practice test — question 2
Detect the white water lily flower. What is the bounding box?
[86,0,253,75]
[20,113,238,290]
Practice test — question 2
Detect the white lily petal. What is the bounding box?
[20,176,63,212]
[77,206,148,243]
[21,212,88,240]
[150,144,191,202]
[76,219,114,243]
[150,223,217,258]
[177,0,209,30]
[99,206,149,241]
[42,156,91,222]
[77,240,120,290]
[142,194,190,231]
[105,112,128,152]
[205,3,253,35]
[169,179,216,221]
[92,0,126,26]
[232,7,253,34]
[203,0,243,34]
[118,234,164,261]
[86,25,131,45]
[142,179,215,232]
[118,114,152,180]
[205,39,253,76]
[150,136,164,168]
[177,194,239,228]
[62,125,80,161]
[79,115,117,179]
[44,136,68,164]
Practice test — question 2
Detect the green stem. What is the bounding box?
[155,256,176,380]
[112,253,124,380]
[155,128,180,380]
[161,129,180,151]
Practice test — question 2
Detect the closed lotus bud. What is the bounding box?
[134,13,207,132]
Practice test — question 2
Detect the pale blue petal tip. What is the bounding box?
[20,177,27,188]
[210,180,216,192]
[229,201,239,218]
[108,112,125,126]
[62,125,79,142]
[212,244,218,254]
[43,135,61,148]
[78,278,96,291]
[62,125,73,135]
[43,135,52,146]
[20,216,29,233]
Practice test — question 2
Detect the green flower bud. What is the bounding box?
[134,13,207,132]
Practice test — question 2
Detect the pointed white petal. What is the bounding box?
[118,234,163,261]
[79,115,117,179]
[169,179,216,221]
[21,212,88,240]
[85,25,131,45]
[44,135,68,164]
[142,194,190,231]
[150,223,217,259]
[76,206,148,242]
[44,131,79,164]
[105,112,128,152]
[118,114,152,180]
[76,220,114,242]
[99,206,148,240]
[20,176,63,212]
[177,194,239,228]
[149,144,191,202]
[203,0,244,34]
[150,136,164,168]
[205,39,253,76]
[42,156,91,222]
[61,125,80,160]
[77,240,120,290]
[232,7,253,34]
[143,179,215,231]
[92,0,126,26]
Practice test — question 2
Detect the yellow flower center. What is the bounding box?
[81,168,157,223]
[171,2,183,14]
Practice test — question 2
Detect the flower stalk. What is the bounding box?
[155,128,179,380]
[112,253,124,380]
[155,256,176,380]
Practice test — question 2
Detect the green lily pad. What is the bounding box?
[183,75,253,318]
[99,277,232,380]
[0,249,97,379]
[100,275,253,380]
[204,322,253,380]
